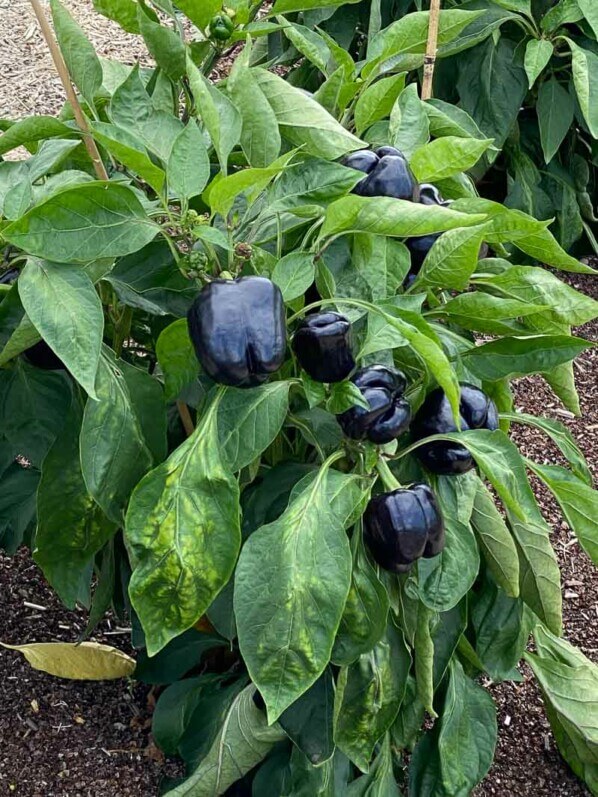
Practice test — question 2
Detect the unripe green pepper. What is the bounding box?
[209,13,234,41]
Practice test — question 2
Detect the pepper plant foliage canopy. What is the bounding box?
[0,0,597,794]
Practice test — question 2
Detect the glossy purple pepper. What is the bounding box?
[187,276,286,388]
[292,311,355,383]
[337,365,411,444]
[364,483,444,573]
[411,383,499,475]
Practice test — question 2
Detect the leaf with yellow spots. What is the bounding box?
[126,388,241,656]
[234,461,357,723]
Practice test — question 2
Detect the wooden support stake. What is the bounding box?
[422,0,441,101]
[29,0,109,180]
[177,401,195,437]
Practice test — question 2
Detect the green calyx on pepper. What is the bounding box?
[209,13,235,41]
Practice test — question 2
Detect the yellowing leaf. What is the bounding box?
[1,641,136,680]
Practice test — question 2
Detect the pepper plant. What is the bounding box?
[1,1,597,795]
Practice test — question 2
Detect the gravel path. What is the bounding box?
[1,4,596,795]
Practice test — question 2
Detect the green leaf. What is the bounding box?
[347,734,400,796]
[137,5,186,81]
[0,461,39,555]
[332,528,390,667]
[414,602,435,717]
[167,122,210,202]
[279,669,335,766]
[156,318,198,402]
[354,74,406,137]
[439,292,547,336]
[502,411,591,485]
[126,389,240,656]
[120,359,167,465]
[424,98,488,141]
[321,195,486,239]
[578,0,598,37]
[135,629,225,685]
[163,686,286,796]
[471,480,520,598]
[272,252,315,302]
[537,78,574,163]
[326,381,370,415]
[389,87,429,161]
[417,474,480,613]
[461,335,592,381]
[50,0,103,107]
[34,395,115,609]
[234,463,354,723]
[92,0,140,33]
[218,381,291,473]
[420,429,562,633]
[476,265,598,329]
[90,122,166,195]
[18,260,103,398]
[528,463,598,566]
[568,39,598,138]
[81,349,153,523]
[513,226,591,273]
[272,0,360,12]
[415,224,487,290]
[365,10,484,74]
[525,633,598,793]
[278,18,332,75]
[0,119,74,159]
[227,47,282,168]
[208,152,294,218]
[3,182,159,264]
[0,361,71,468]
[410,136,493,183]
[524,39,553,88]
[186,54,241,175]
[175,0,220,29]
[334,623,409,772]
[437,659,497,792]
[251,68,366,160]
[472,573,528,682]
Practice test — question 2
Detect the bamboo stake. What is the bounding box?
[177,401,195,436]
[421,0,441,101]
[29,0,109,180]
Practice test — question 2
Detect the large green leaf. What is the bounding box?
[0,361,71,468]
[568,39,598,138]
[156,318,198,402]
[137,5,186,81]
[437,659,497,793]
[126,389,240,656]
[18,260,103,398]
[529,463,598,566]
[3,182,159,263]
[416,430,562,633]
[279,669,335,766]
[416,474,480,612]
[415,224,488,290]
[51,0,103,107]
[320,195,486,239]
[461,335,592,381]
[163,686,286,796]
[91,122,166,196]
[167,122,210,202]
[218,382,290,473]
[92,0,140,33]
[537,77,574,163]
[186,55,241,175]
[471,573,528,682]
[347,735,400,796]
[0,461,39,555]
[410,136,493,182]
[525,629,598,793]
[234,463,354,723]
[334,622,410,772]
[355,74,406,138]
[471,479,520,597]
[332,528,389,667]
[251,68,366,160]
[0,117,75,157]
[80,349,153,523]
[34,395,115,609]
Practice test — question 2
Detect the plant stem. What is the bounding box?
[421,0,441,101]
[376,458,402,491]
[29,0,108,181]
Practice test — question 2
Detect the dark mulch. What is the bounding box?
[0,274,596,796]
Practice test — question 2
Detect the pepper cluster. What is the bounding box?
[343,146,487,282]
[186,274,497,576]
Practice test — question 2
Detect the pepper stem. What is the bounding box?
[376,458,402,492]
